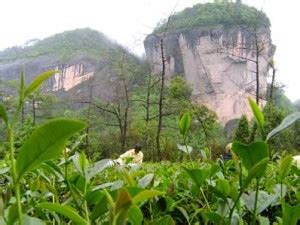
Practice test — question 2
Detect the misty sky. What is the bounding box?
[0,0,299,101]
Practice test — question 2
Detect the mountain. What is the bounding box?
[144,2,274,124]
[0,28,140,100]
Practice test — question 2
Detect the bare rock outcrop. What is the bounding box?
[144,27,274,123]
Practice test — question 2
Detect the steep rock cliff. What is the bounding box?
[144,3,274,124]
[0,28,138,100]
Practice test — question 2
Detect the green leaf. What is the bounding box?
[176,206,189,224]
[0,217,6,225]
[243,158,269,189]
[178,112,191,137]
[19,68,25,102]
[7,204,18,225]
[258,216,270,225]
[132,190,163,205]
[282,203,300,225]
[279,155,293,181]
[128,206,143,225]
[217,179,230,197]
[242,191,277,214]
[151,215,175,225]
[138,173,154,188]
[73,152,89,178]
[16,118,86,180]
[87,159,110,180]
[24,70,58,98]
[114,188,132,225]
[266,112,300,141]
[248,97,264,129]
[232,141,268,172]
[0,104,8,126]
[183,168,204,188]
[21,214,46,225]
[36,203,88,225]
[203,212,225,224]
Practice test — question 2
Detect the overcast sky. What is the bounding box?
[0,0,299,101]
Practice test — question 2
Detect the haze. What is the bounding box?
[0,0,299,101]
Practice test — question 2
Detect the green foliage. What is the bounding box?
[16,119,86,180]
[154,2,270,34]
[234,114,250,144]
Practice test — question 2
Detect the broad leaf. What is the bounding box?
[132,190,163,205]
[73,152,89,178]
[178,112,191,137]
[36,203,88,225]
[177,144,193,154]
[114,188,132,225]
[243,158,269,188]
[22,215,46,225]
[176,206,189,224]
[279,155,293,181]
[24,70,58,98]
[152,215,175,225]
[87,159,110,180]
[217,179,230,197]
[0,104,8,126]
[266,112,300,141]
[7,204,18,225]
[232,141,268,172]
[242,191,278,213]
[282,203,300,225]
[138,173,154,188]
[183,168,204,188]
[16,119,86,180]
[128,206,143,225]
[248,97,264,129]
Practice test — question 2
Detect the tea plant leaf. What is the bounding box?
[132,190,163,205]
[217,179,231,197]
[178,112,191,137]
[73,152,89,178]
[128,206,143,225]
[203,212,225,224]
[138,173,154,188]
[176,206,189,224]
[152,215,175,225]
[232,141,268,172]
[36,203,88,225]
[248,97,264,129]
[0,104,8,126]
[22,214,46,225]
[242,191,277,213]
[7,204,18,225]
[114,188,132,225]
[16,119,86,180]
[0,217,5,225]
[243,158,269,189]
[87,159,110,180]
[183,168,204,188]
[279,155,293,181]
[24,70,58,98]
[266,112,300,141]
[282,203,300,225]
[177,144,193,154]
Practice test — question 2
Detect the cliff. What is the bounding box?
[0,28,139,99]
[144,3,274,124]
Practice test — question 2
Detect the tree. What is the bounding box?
[234,114,250,144]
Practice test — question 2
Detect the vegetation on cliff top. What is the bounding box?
[0,28,125,63]
[153,2,270,34]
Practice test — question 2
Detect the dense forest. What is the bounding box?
[0,1,299,225]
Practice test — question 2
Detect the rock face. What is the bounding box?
[0,28,138,101]
[144,27,274,124]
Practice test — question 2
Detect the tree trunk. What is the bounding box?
[156,38,166,161]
